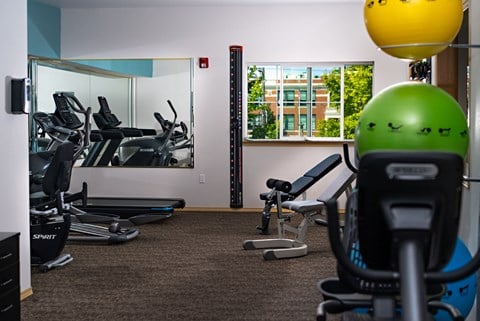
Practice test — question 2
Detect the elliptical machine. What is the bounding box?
[92,96,193,167]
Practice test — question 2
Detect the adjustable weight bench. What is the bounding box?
[243,165,356,260]
[283,166,356,227]
[255,153,342,235]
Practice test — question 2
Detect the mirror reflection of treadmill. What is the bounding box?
[73,197,185,225]
[51,92,186,224]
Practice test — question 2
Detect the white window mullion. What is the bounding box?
[278,65,284,139]
[340,65,345,140]
[307,67,313,137]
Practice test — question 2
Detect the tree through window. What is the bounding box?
[246,63,373,140]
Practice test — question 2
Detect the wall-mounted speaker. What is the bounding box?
[11,78,31,114]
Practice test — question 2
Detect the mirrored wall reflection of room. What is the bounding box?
[29,58,194,168]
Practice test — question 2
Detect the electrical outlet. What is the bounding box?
[199,174,206,184]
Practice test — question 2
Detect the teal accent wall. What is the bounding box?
[28,0,61,58]
[72,59,154,77]
[27,1,152,77]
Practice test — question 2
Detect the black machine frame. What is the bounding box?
[318,150,480,321]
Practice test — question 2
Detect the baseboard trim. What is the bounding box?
[21,287,33,301]
[177,207,345,214]
[177,207,260,213]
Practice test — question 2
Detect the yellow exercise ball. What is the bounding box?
[364,0,463,60]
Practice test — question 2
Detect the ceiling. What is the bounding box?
[36,0,362,8]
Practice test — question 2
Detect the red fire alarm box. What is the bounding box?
[199,57,209,68]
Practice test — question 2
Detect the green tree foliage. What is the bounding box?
[317,118,340,138]
[247,66,264,113]
[247,66,278,139]
[319,65,373,139]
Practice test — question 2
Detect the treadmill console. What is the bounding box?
[98,96,122,127]
[53,93,83,130]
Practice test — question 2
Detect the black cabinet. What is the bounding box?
[0,232,20,321]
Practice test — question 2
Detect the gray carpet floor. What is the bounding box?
[21,211,339,321]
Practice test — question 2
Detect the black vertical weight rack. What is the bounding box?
[229,45,243,208]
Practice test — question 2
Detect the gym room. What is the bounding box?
[1,0,480,320]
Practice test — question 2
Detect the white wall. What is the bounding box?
[36,65,130,124]
[136,59,192,132]
[60,3,408,208]
[37,66,88,113]
[0,0,31,293]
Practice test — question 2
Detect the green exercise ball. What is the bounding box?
[355,82,468,158]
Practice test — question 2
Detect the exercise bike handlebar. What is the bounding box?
[342,143,358,173]
[57,92,92,150]
[326,199,400,282]
[52,93,93,153]
[326,197,480,284]
[155,100,178,152]
[167,100,178,119]
[60,92,87,114]
[83,107,92,149]
[426,176,480,282]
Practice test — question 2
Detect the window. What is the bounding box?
[246,63,373,140]
[284,114,295,132]
[300,114,316,134]
[283,90,295,106]
[300,89,316,107]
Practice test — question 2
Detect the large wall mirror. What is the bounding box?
[29,57,194,168]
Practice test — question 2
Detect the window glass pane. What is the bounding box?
[314,67,341,138]
[300,90,307,102]
[343,64,373,139]
[284,114,295,133]
[247,65,280,139]
[300,114,317,131]
[299,114,307,135]
[246,63,373,141]
[284,90,295,106]
[283,67,307,137]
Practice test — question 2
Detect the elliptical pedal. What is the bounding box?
[68,222,139,244]
[38,253,73,273]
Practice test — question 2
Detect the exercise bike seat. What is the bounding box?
[30,142,74,207]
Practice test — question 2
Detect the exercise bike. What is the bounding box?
[30,93,140,243]
[316,149,480,321]
[30,142,75,272]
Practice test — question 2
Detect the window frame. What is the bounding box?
[245,61,373,142]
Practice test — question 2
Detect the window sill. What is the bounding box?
[243,138,354,146]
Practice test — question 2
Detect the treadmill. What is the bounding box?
[74,196,185,224]
[69,182,185,225]
[82,95,157,167]
[48,92,186,225]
